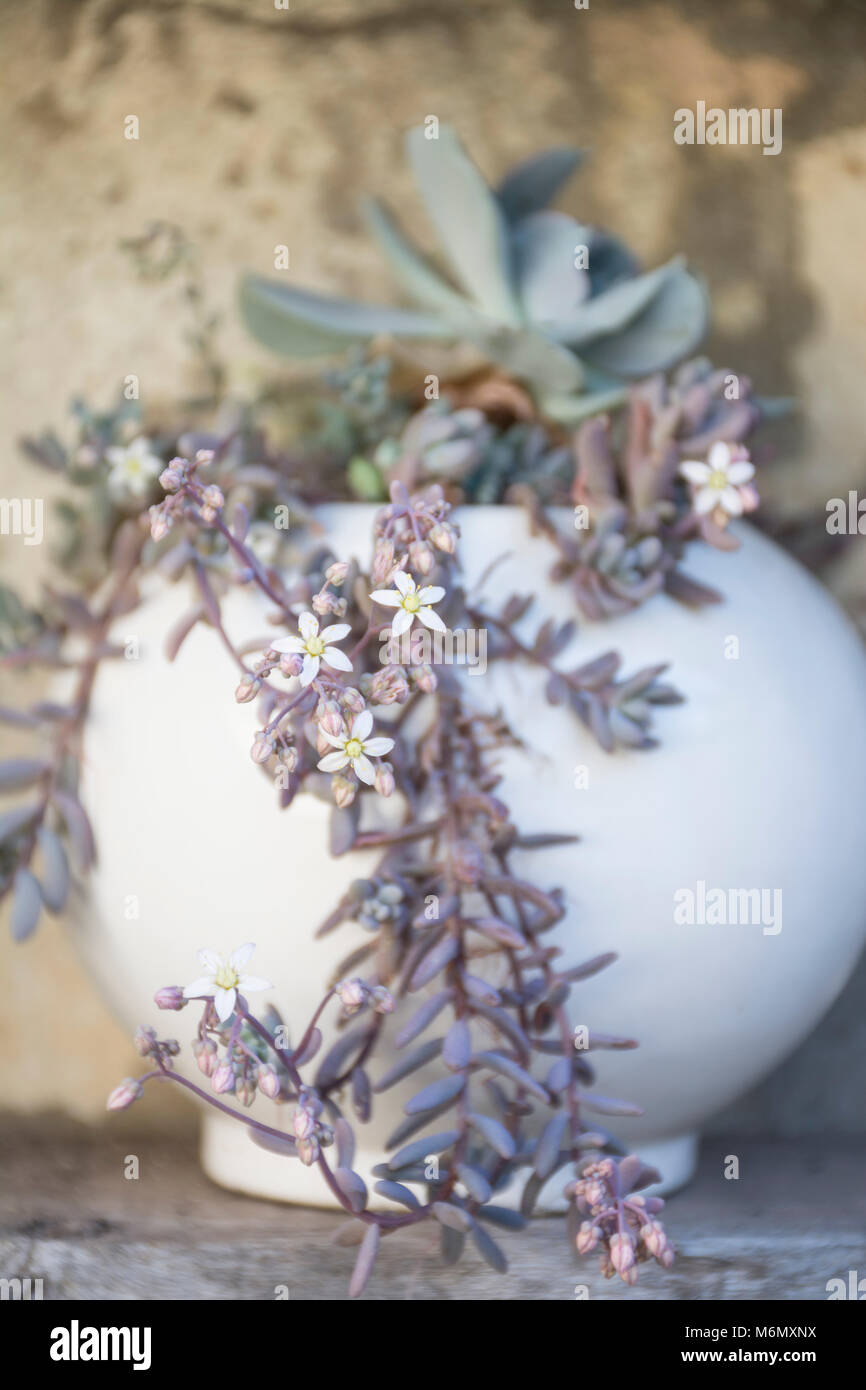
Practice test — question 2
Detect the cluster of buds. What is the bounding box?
[311,561,350,619]
[334,977,395,1018]
[209,1042,263,1107]
[133,1025,180,1067]
[370,481,457,585]
[292,1086,335,1166]
[148,449,217,542]
[569,1156,673,1284]
[347,877,407,933]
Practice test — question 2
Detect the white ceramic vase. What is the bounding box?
[72,506,866,1206]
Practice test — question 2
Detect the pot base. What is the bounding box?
[200,1111,698,1209]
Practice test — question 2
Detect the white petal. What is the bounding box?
[352,709,373,741]
[369,589,402,608]
[417,586,445,605]
[719,486,743,516]
[183,976,215,998]
[707,441,732,471]
[318,751,350,772]
[300,654,320,686]
[105,447,125,467]
[391,607,414,637]
[393,571,413,596]
[229,942,256,970]
[198,949,221,972]
[726,460,754,485]
[214,987,237,1022]
[364,737,394,756]
[323,647,353,672]
[679,461,711,485]
[418,607,446,634]
[238,974,272,993]
[320,623,351,644]
[694,486,719,515]
[269,635,304,654]
[322,729,348,749]
[352,754,376,785]
[298,611,319,641]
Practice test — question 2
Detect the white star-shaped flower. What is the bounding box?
[369,571,446,638]
[105,436,163,501]
[679,442,756,519]
[183,943,272,1023]
[270,611,353,687]
[317,709,395,786]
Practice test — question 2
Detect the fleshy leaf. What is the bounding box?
[512,211,592,329]
[582,266,709,376]
[405,124,522,326]
[239,276,455,359]
[361,197,475,319]
[496,146,583,222]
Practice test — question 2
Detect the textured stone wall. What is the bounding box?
[1,0,865,1133]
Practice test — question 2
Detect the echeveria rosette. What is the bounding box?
[239,126,708,422]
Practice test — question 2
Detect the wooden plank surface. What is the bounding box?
[1,1117,863,1300]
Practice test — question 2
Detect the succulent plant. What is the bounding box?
[240,126,709,423]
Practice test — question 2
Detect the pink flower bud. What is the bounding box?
[258,1064,280,1100]
[336,978,367,1014]
[134,1025,158,1057]
[293,1107,316,1140]
[429,522,457,554]
[374,762,395,798]
[149,506,172,542]
[154,985,186,1011]
[106,1078,143,1111]
[325,562,349,586]
[193,1038,218,1077]
[277,744,299,773]
[370,665,410,705]
[250,733,274,765]
[279,651,304,677]
[159,465,183,492]
[202,485,224,511]
[414,663,437,694]
[318,704,345,738]
[409,541,434,575]
[371,985,395,1014]
[195,449,215,466]
[371,539,395,585]
[609,1232,635,1274]
[212,1062,236,1095]
[341,688,365,715]
[297,1136,320,1167]
[235,676,261,704]
[236,1078,256,1107]
[311,591,336,616]
[576,1221,600,1254]
[332,775,356,809]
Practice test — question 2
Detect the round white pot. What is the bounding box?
[72,506,866,1206]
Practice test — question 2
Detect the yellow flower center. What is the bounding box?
[305,635,325,657]
[708,469,728,490]
[402,591,421,613]
[345,738,364,760]
[214,964,239,990]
